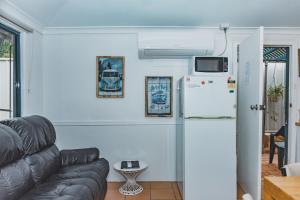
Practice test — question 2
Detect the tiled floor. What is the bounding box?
[261,153,281,178]
[105,182,182,200]
[106,182,244,200]
[105,155,279,200]
[236,154,282,200]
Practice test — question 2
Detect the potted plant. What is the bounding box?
[267,83,285,102]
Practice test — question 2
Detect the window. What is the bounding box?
[0,23,21,120]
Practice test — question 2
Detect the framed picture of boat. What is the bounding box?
[96,56,124,98]
[145,76,172,117]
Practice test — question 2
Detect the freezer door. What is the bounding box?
[183,75,236,118]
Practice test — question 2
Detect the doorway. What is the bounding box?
[261,47,289,178]
[0,23,21,120]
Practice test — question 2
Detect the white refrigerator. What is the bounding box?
[176,75,237,200]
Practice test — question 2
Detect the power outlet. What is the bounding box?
[219,23,230,31]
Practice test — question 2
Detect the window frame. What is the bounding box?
[0,23,21,117]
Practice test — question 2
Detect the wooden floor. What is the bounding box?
[106,182,244,200]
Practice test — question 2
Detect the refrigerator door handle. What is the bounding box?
[184,116,236,120]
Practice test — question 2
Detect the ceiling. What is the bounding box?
[7,0,300,27]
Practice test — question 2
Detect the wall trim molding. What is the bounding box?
[43,26,218,35]
[43,26,300,35]
[53,120,179,126]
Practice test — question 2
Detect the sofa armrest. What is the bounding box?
[60,148,99,167]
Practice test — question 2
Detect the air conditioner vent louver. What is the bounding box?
[138,33,215,59]
[143,49,211,57]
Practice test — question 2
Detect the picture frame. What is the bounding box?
[145,76,173,117]
[96,56,125,98]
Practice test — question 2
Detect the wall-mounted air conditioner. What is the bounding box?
[138,32,215,59]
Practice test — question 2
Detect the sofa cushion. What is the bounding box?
[0,124,23,167]
[0,115,56,155]
[49,158,109,190]
[60,148,99,167]
[0,159,34,200]
[25,145,61,184]
[19,177,100,200]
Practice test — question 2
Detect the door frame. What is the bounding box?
[263,46,290,165]
[264,35,298,164]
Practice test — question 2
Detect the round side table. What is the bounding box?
[113,161,148,195]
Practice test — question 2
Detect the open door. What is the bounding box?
[237,27,264,200]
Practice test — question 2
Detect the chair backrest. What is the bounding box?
[276,126,286,137]
[284,163,300,176]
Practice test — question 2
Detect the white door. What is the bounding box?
[237,27,264,200]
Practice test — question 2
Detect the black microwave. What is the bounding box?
[190,57,228,74]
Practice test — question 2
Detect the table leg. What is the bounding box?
[119,171,144,195]
[269,135,275,164]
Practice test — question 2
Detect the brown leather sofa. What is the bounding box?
[0,115,109,200]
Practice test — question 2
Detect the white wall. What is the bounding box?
[21,31,44,115]
[42,28,229,181]
[41,27,300,180]
[1,22,300,181]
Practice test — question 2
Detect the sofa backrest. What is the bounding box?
[0,115,61,184]
[0,124,23,166]
[0,124,34,200]
[0,115,56,155]
[25,145,60,184]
